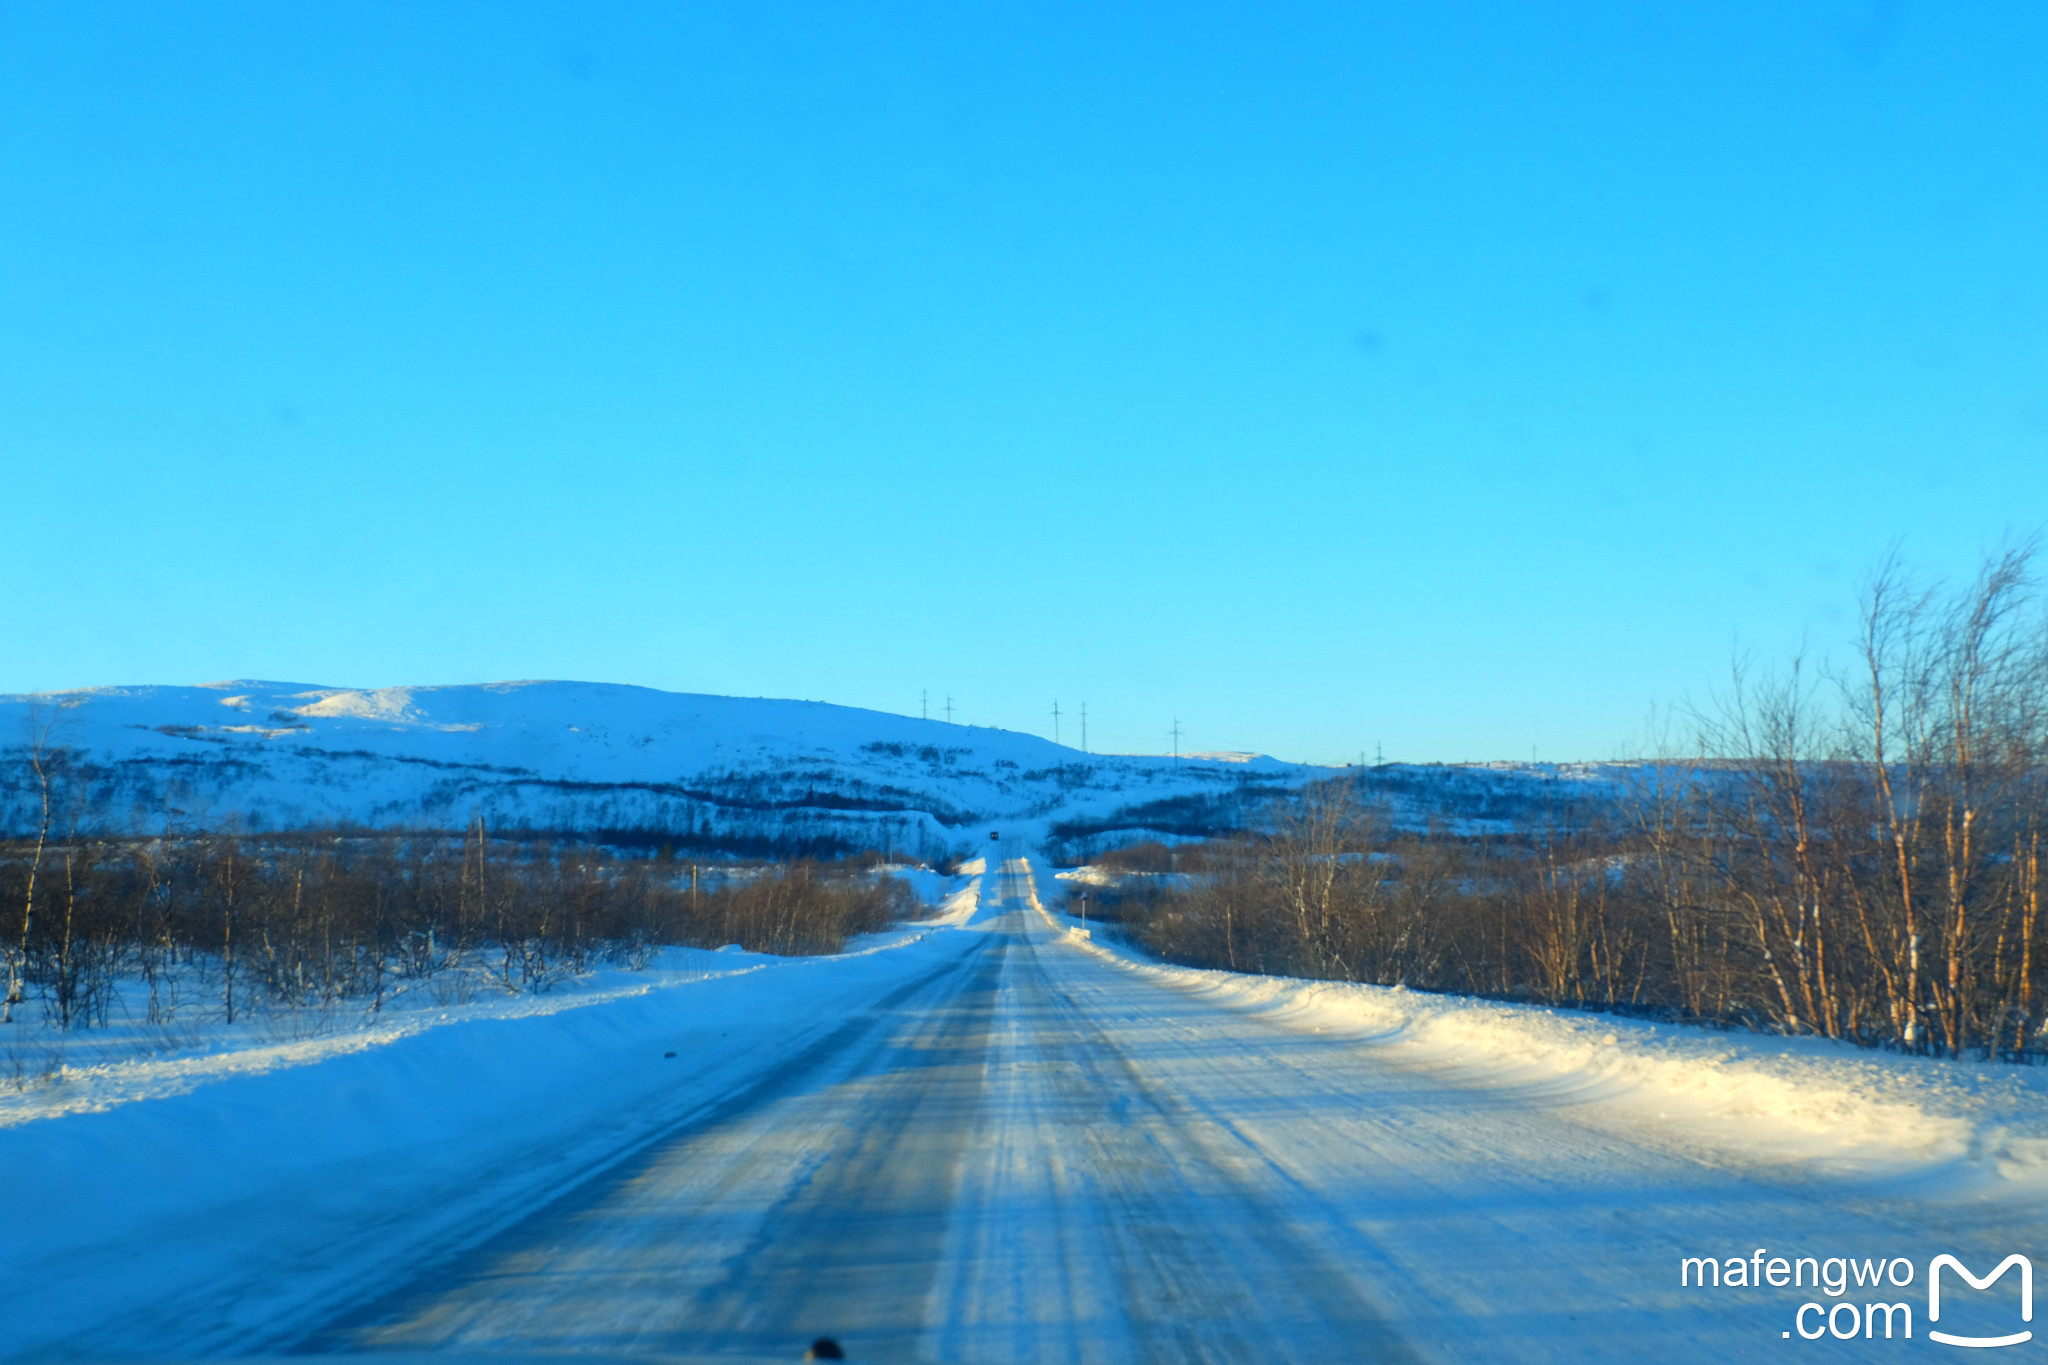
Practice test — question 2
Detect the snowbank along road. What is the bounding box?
[5,846,2040,1363]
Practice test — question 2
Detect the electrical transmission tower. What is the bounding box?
[1171,716,1182,763]
[945,695,954,724]
[1080,702,1088,755]
[1051,699,1061,746]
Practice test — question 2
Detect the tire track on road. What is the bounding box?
[308,936,1001,1358]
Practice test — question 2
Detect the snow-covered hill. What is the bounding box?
[0,680,1330,858]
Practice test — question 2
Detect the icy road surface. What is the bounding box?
[258,857,2019,1364]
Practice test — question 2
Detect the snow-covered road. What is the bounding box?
[301,858,2022,1362]
[6,855,2037,1362]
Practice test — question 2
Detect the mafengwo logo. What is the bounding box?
[1927,1256,2033,1349]
[1680,1249,2033,1346]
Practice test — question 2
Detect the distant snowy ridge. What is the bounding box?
[0,680,1331,857]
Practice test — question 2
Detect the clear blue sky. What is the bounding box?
[4,2,2045,764]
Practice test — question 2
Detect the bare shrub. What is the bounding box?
[0,819,925,1035]
[1123,548,2048,1060]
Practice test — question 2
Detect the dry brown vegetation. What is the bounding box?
[1104,548,2048,1060]
[0,818,916,1032]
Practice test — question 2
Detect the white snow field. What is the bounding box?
[4,849,2045,1364]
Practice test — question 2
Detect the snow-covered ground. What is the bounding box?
[0,859,958,1103]
[5,849,2044,1361]
[0,911,967,1131]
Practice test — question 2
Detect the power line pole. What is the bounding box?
[945,695,954,725]
[1171,716,1181,764]
[922,689,927,721]
[1051,699,1061,746]
[1080,702,1087,755]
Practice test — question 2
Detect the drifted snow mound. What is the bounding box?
[1040,898,2048,1201]
[0,680,1316,851]
[289,686,432,724]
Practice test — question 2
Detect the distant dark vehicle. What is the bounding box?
[989,831,1000,841]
